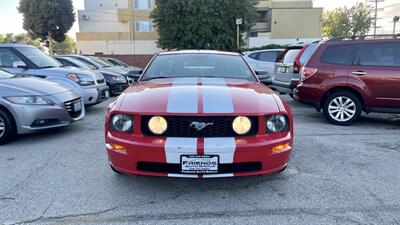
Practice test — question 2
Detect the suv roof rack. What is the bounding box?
[327,34,400,42]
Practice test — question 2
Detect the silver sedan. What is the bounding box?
[0,69,85,144]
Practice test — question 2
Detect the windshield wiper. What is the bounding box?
[141,76,173,81]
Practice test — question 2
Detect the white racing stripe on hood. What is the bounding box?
[165,138,197,164]
[204,138,236,164]
[202,78,234,113]
[167,77,198,113]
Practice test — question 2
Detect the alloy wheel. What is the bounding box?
[0,116,5,138]
[328,96,356,122]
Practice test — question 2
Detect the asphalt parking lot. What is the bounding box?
[1,95,400,225]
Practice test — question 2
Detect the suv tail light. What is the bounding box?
[293,45,309,73]
[301,67,318,81]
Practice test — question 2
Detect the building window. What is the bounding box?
[136,21,153,32]
[135,0,151,9]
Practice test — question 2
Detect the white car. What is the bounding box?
[243,49,284,78]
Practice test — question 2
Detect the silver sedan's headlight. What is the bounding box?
[4,96,53,105]
[266,115,289,133]
[110,114,133,133]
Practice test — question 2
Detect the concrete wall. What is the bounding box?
[77,40,161,55]
[270,8,322,39]
[84,0,128,10]
[78,10,128,33]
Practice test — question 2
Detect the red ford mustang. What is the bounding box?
[105,50,293,178]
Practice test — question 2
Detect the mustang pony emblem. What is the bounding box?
[190,122,214,131]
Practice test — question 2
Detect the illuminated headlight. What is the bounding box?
[148,116,168,135]
[232,116,252,135]
[110,114,133,133]
[67,73,95,86]
[4,96,52,105]
[266,115,289,133]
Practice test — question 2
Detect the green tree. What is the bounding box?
[53,36,76,54]
[0,33,41,48]
[18,0,75,55]
[323,3,372,38]
[151,0,258,51]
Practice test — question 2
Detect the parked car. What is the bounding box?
[294,35,400,125]
[55,56,129,96]
[0,44,109,106]
[64,55,133,84]
[101,57,143,81]
[243,49,284,83]
[271,43,319,97]
[105,50,293,178]
[0,69,85,144]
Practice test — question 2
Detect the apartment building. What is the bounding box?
[249,0,323,47]
[76,0,159,55]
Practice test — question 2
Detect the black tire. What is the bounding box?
[289,93,295,99]
[0,109,16,145]
[323,91,362,126]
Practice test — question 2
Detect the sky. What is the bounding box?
[0,0,362,39]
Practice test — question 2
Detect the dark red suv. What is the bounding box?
[294,35,400,125]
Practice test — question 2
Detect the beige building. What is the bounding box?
[77,0,160,55]
[248,0,323,47]
[77,0,323,54]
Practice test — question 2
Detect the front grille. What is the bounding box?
[141,116,258,137]
[64,98,82,118]
[137,162,262,174]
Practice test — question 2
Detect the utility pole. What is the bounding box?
[367,0,384,36]
[236,18,243,49]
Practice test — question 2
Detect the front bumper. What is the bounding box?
[80,84,110,105]
[106,133,292,178]
[107,82,129,95]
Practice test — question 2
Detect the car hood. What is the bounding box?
[40,67,102,80]
[117,77,282,115]
[0,77,72,96]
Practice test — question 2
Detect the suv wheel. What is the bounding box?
[0,110,16,145]
[323,91,362,126]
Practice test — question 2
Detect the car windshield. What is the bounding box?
[89,56,111,67]
[17,47,61,68]
[142,54,256,82]
[278,49,302,64]
[113,59,129,67]
[0,69,14,79]
[66,57,95,70]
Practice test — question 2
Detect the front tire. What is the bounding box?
[0,109,16,145]
[323,91,362,126]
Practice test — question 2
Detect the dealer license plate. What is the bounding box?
[181,155,219,174]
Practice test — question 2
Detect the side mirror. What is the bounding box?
[255,70,271,85]
[13,61,28,69]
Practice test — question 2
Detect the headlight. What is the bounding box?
[266,115,289,133]
[4,96,52,105]
[110,114,133,133]
[232,116,252,135]
[148,116,167,135]
[67,73,95,86]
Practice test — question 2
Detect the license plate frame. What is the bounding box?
[181,155,219,174]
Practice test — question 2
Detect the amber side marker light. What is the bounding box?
[272,143,291,154]
[112,144,127,152]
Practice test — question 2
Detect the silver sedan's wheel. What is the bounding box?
[328,96,356,122]
[0,117,5,138]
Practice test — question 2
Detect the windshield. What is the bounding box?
[277,49,301,64]
[113,59,129,67]
[142,54,256,82]
[89,56,111,67]
[66,57,95,70]
[0,69,14,79]
[17,47,61,68]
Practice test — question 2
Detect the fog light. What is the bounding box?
[272,143,290,154]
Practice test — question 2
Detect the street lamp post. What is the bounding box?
[393,16,400,35]
[236,18,243,49]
